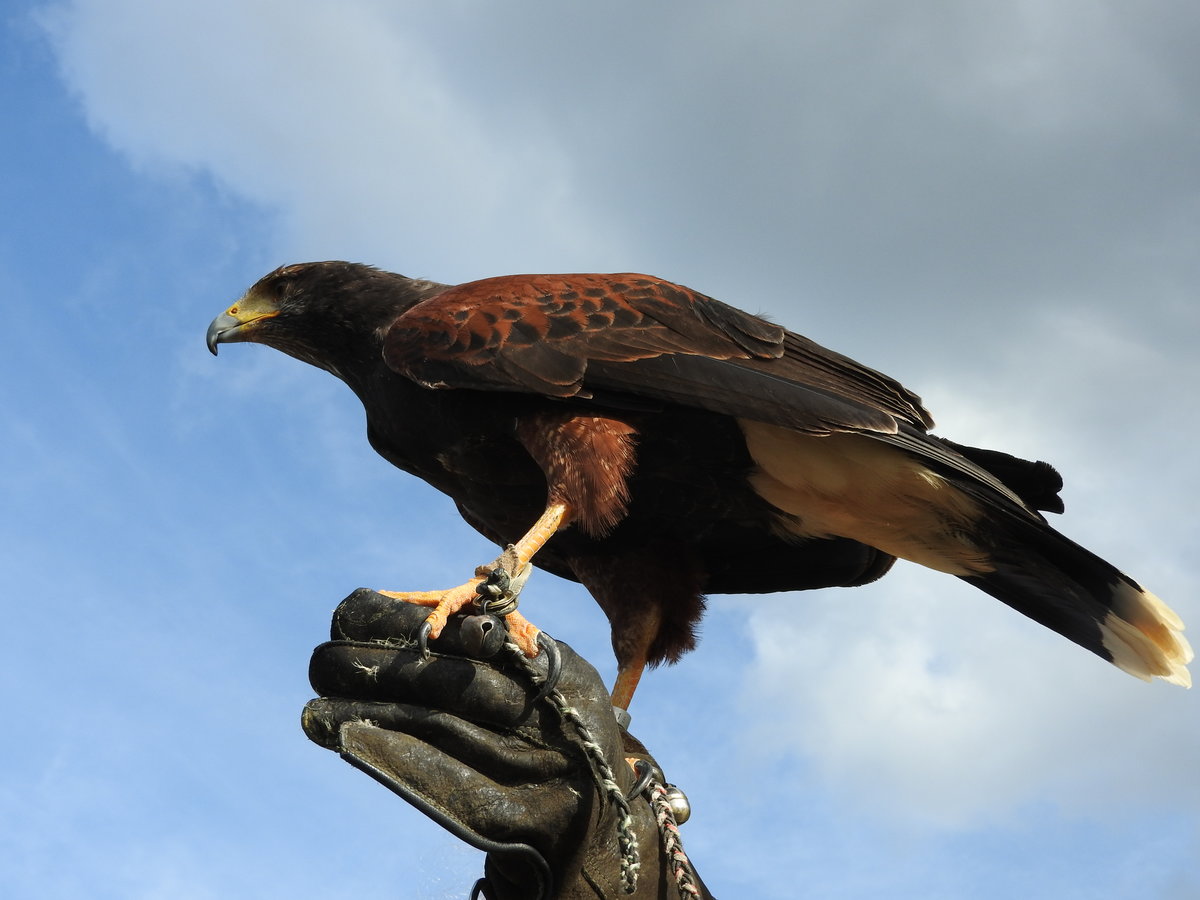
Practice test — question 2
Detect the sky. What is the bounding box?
[2,1,1198,897]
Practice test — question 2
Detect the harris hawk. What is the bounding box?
[207,262,1191,708]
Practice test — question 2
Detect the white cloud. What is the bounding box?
[917,1,1183,138]
[37,0,617,275]
[736,339,1199,829]
[740,560,1200,829]
[37,0,1200,306]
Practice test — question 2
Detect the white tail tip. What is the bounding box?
[1102,582,1192,688]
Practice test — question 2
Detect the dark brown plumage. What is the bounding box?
[208,261,1191,707]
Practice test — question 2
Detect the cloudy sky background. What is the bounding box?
[3,1,1198,897]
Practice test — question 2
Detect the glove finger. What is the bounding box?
[308,641,547,728]
[332,590,561,671]
[337,721,583,847]
[302,698,575,782]
[332,588,487,654]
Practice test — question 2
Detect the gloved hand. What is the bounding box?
[302,589,712,899]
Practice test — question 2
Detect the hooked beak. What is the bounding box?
[207,293,280,356]
[206,312,241,355]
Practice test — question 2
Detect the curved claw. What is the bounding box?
[530,631,563,705]
[416,620,434,660]
[625,758,656,801]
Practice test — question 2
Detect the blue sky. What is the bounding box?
[3,1,1198,897]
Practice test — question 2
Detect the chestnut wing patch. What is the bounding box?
[382,273,929,436]
[383,273,781,393]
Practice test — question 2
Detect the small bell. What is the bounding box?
[662,785,691,825]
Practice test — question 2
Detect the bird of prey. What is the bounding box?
[208,262,1191,708]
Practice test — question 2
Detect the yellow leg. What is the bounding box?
[499,501,572,567]
[380,502,571,657]
[610,657,646,710]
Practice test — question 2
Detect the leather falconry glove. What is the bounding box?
[302,589,714,899]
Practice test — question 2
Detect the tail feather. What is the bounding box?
[937,438,1065,514]
[962,508,1192,687]
[737,420,1189,686]
[1102,581,1191,686]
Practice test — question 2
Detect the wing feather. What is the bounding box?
[381,271,1044,512]
[382,272,926,427]
[585,355,902,434]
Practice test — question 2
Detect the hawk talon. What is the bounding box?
[415,620,434,660]
[625,758,657,801]
[529,631,563,705]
